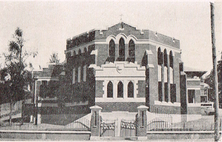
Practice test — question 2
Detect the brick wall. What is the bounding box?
[96,44,108,66]
[137,80,146,97]
[174,52,181,102]
[95,80,104,97]
[150,104,181,114]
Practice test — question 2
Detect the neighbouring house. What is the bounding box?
[184,66,213,114]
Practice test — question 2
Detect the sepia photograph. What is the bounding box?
[0,0,221,141]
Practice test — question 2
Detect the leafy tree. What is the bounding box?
[2,27,37,125]
[49,52,60,64]
[205,53,222,104]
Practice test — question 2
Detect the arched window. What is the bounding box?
[78,66,81,82]
[129,40,135,57]
[73,51,76,56]
[128,81,134,98]
[72,68,75,84]
[164,49,167,67]
[75,66,78,83]
[83,65,87,82]
[78,49,81,55]
[117,81,123,98]
[84,48,87,55]
[109,40,115,57]
[81,65,84,81]
[107,81,113,98]
[119,38,125,61]
[158,48,163,65]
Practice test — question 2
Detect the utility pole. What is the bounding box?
[210,3,220,142]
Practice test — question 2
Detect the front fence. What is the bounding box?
[120,119,136,137]
[65,118,90,130]
[147,116,219,131]
[100,119,116,137]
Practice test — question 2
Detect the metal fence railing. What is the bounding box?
[147,116,218,131]
[65,118,90,130]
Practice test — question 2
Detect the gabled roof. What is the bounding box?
[107,22,137,31]
[33,64,63,78]
[184,66,207,78]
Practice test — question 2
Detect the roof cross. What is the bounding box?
[120,14,123,22]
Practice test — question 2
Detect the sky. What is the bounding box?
[0,0,221,74]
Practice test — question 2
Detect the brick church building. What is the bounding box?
[30,22,211,123]
[63,22,185,114]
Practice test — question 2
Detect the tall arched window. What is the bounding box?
[107,81,113,98]
[119,38,125,61]
[117,81,123,98]
[164,49,167,67]
[128,40,135,62]
[164,49,168,102]
[109,40,115,57]
[169,51,173,68]
[129,40,135,57]
[157,47,163,101]
[78,49,81,55]
[158,48,162,65]
[128,81,134,98]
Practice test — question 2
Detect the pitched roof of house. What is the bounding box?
[33,64,63,78]
[184,66,207,78]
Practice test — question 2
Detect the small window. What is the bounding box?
[75,67,78,83]
[188,90,195,103]
[94,111,97,126]
[164,49,167,67]
[109,40,115,57]
[119,38,125,61]
[170,51,173,68]
[73,51,76,56]
[81,65,84,81]
[117,81,123,98]
[128,81,134,98]
[78,67,81,82]
[129,40,135,57]
[83,65,87,82]
[158,48,162,65]
[72,68,75,84]
[107,81,113,98]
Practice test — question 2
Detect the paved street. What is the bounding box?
[0,138,216,141]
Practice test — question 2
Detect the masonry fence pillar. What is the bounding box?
[90,105,102,140]
[136,105,148,140]
[180,71,188,124]
[37,103,42,124]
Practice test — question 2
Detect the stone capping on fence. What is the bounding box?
[0,130,91,134]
